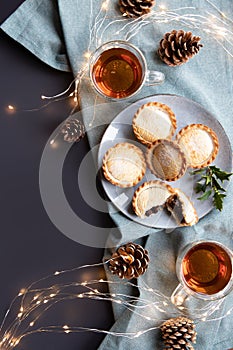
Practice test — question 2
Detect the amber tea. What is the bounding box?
[91,47,144,99]
[182,242,232,295]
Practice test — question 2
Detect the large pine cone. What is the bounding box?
[109,242,149,279]
[158,30,203,66]
[61,118,85,143]
[119,0,156,18]
[160,316,197,350]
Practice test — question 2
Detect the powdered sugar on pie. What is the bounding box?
[133,102,177,146]
[176,124,219,168]
[102,142,146,187]
[146,139,187,181]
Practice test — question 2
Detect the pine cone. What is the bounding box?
[160,316,197,350]
[158,30,203,66]
[61,118,85,143]
[119,0,156,18]
[109,242,149,279]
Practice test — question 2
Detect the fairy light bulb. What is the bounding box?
[115,300,122,304]
[101,0,109,11]
[7,104,16,114]
[14,339,20,346]
[217,28,227,37]
[18,288,26,296]
[63,325,70,334]
[49,138,59,149]
[84,51,92,59]
[159,4,167,11]
[135,331,143,338]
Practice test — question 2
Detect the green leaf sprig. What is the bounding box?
[190,165,233,211]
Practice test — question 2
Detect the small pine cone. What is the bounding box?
[109,242,149,279]
[119,0,156,18]
[158,30,203,67]
[160,316,197,350]
[61,118,85,143]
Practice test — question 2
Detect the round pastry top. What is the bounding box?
[146,139,187,181]
[176,123,219,168]
[102,142,146,187]
[132,102,177,146]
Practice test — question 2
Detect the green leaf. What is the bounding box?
[209,166,233,182]
[195,182,206,193]
[197,189,212,201]
[202,174,212,185]
[212,177,226,192]
[213,192,226,211]
[190,169,205,176]
[191,165,231,211]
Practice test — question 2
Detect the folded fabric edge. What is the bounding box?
[1,26,71,73]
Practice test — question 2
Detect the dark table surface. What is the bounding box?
[0,2,114,349]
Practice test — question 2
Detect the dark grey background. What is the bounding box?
[0,2,114,349]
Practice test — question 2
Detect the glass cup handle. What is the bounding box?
[145,70,165,86]
[171,283,189,307]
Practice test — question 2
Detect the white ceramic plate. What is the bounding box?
[98,94,232,228]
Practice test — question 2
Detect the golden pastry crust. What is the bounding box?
[132,180,175,217]
[146,139,187,181]
[102,142,146,188]
[165,189,199,227]
[132,102,177,146]
[176,123,219,168]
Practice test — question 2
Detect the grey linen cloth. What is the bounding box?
[1,0,233,349]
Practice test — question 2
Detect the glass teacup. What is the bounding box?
[171,240,233,312]
[89,40,165,100]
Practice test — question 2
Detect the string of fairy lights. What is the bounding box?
[0,260,232,350]
[6,0,233,120]
[2,0,233,348]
